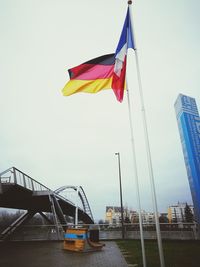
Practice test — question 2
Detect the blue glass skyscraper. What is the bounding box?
[175,94,200,224]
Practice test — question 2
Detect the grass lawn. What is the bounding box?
[116,239,200,267]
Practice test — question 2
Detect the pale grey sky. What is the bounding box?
[0,0,200,221]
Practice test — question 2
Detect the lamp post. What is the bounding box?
[75,186,80,228]
[115,152,125,239]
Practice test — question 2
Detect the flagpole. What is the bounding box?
[128,1,165,267]
[126,85,147,267]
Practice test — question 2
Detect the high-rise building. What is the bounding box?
[174,94,200,223]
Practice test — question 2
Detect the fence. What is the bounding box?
[0,222,198,241]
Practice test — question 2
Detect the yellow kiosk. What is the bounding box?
[63,227,105,252]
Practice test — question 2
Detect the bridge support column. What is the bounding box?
[48,194,67,240]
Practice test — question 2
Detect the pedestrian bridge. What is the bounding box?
[0,167,94,240]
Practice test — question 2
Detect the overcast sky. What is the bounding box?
[1,0,200,221]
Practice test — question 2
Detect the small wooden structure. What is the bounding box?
[63,227,105,252]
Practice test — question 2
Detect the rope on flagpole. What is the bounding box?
[128,1,166,267]
[126,84,147,267]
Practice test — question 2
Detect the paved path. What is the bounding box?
[0,241,128,267]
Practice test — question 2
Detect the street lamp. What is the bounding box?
[115,152,125,239]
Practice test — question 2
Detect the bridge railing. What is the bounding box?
[0,167,51,192]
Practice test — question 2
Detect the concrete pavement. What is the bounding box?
[0,241,129,267]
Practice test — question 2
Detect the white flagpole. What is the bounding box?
[128,1,165,267]
[126,85,147,267]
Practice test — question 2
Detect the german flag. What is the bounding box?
[62,54,115,97]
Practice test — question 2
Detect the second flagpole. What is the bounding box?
[126,84,147,267]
